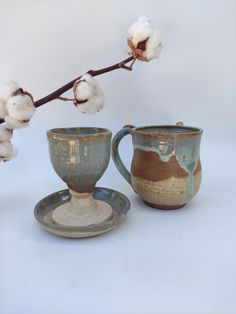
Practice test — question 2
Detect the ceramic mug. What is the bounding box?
[47,127,113,227]
[112,123,203,209]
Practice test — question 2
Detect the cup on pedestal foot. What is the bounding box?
[47,127,112,227]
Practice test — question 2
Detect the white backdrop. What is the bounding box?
[0,1,236,314]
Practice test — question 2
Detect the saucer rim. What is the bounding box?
[34,187,130,238]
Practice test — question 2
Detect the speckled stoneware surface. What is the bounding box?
[34,187,130,238]
[47,127,115,228]
[112,124,203,209]
[47,127,111,193]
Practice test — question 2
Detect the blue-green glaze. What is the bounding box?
[133,134,201,203]
[47,128,112,193]
[133,144,174,162]
[112,126,133,184]
[34,187,130,238]
[175,136,201,202]
[112,125,203,208]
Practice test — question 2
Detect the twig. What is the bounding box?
[57,96,74,102]
[34,56,134,108]
[0,56,135,125]
[119,58,136,71]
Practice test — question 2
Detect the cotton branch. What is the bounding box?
[1,16,163,161]
[0,56,134,125]
[34,56,134,108]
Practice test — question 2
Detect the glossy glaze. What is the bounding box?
[34,187,130,238]
[47,127,112,193]
[112,125,203,209]
[46,128,115,228]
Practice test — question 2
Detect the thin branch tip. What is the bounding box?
[0,55,136,124]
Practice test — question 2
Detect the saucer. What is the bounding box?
[34,187,130,238]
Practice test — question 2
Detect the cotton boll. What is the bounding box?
[73,73,99,103]
[73,80,94,101]
[128,16,151,37]
[0,99,7,119]
[81,73,98,88]
[76,99,97,114]
[0,125,13,141]
[73,73,104,114]
[93,84,104,104]
[4,116,29,129]
[128,16,163,61]
[128,16,152,48]
[93,93,104,112]
[76,96,104,114]
[131,27,151,48]
[6,94,35,121]
[0,81,20,101]
[143,30,163,60]
[133,15,150,25]
[92,89,104,112]
[2,119,15,130]
[0,141,17,162]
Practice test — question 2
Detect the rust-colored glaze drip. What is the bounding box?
[194,160,202,175]
[131,149,188,181]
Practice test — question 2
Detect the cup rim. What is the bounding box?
[47,127,112,138]
[132,125,203,137]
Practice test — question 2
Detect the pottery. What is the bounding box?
[34,187,130,238]
[47,127,113,227]
[112,123,203,209]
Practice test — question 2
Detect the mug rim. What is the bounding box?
[132,125,203,137]
[47,127,112,138]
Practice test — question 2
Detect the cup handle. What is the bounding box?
[112,125,135,185]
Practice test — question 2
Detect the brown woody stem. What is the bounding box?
[0,56,135,125]
[34,56,134,108]
[57,96,74,102]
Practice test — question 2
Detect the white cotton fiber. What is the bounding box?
[0,124,13,141]
[143,30,163,60]
[0,141,17,161]
[0,81,20,101]
[6,94,35,121]
[74,80,94,101]
[4,116,29,129]
[0,99,7,119]
[128,16,152,48]
[73,73,104,114]
[128,16,163,61]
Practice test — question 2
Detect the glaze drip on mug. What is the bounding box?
[112,124,203,209]
[175,136,201,202]
[133,144,174,162]
[133,135,201,203]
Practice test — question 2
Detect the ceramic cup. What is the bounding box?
[47,127,112,227]
[112,123,203,209]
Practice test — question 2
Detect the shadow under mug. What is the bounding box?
[112,123,203,209]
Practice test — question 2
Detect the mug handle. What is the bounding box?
[112,125,135,185]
